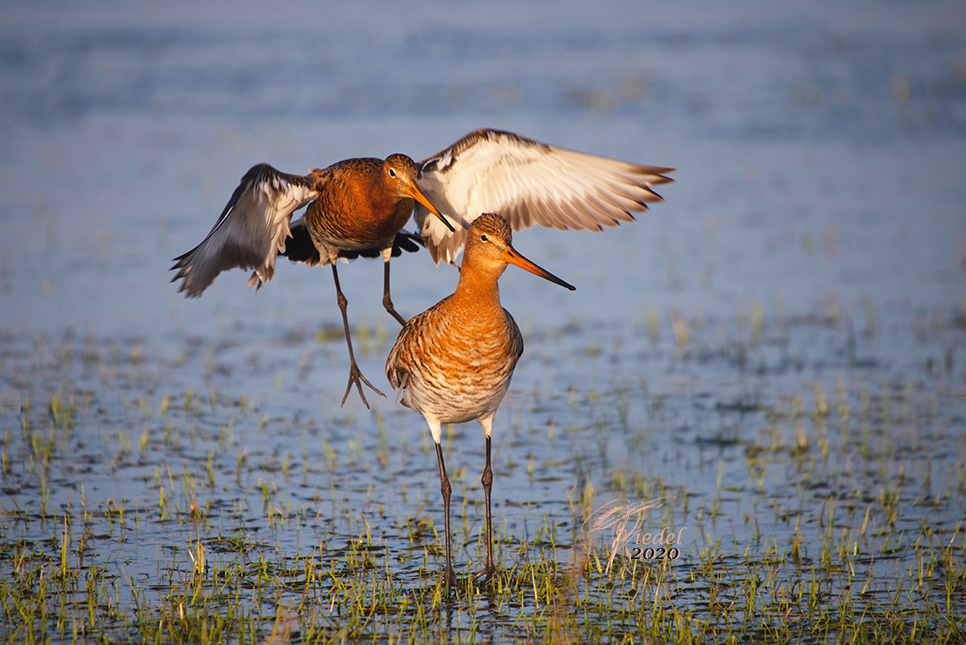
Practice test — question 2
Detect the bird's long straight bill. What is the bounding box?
[503,246,576,291]
[407,184,456,233]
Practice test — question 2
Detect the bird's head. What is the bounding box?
[464,213,575,290]
[384,154,454,232]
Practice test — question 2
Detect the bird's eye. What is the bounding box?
[481,234,488,242]
[388,168,397,177]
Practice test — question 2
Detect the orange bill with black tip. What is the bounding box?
[407,183,455,233]
[502,245,576,291]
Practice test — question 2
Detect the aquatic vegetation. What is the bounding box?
[2,8,965,643]
[1,301,963,644]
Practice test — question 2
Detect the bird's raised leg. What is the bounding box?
[474,416,497,585]
[331,264,384,408]
[381,247,406,326]
[434,438,458,592]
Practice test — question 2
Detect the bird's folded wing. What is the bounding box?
[338,230,424,261]
[170,164,321,296]
[281,224,424,265]
[414,129,674,266]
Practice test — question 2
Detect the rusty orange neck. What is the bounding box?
[452,261,507,316]
[369,173,414,230]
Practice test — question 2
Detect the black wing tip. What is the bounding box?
[641,187,666,204]
[169,275,204,299]
[635,166,675,185]
[243,162,278,179]
[170,251,192,266]
[606,211,638,228]
[169,267,202,298]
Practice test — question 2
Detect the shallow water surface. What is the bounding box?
[1,0,965,642]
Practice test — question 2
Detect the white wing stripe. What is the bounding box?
[414,129,672,265]
[172,164,320,296]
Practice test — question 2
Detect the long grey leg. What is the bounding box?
[332,264,384,407]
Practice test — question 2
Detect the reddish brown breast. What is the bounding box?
[306,158,413,250]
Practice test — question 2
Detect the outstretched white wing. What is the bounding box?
[171,164,322,296]
[414,129,674,266]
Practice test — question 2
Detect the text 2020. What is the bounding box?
[629,547,680,560]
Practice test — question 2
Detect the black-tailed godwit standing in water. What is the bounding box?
[385,213,575,591]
